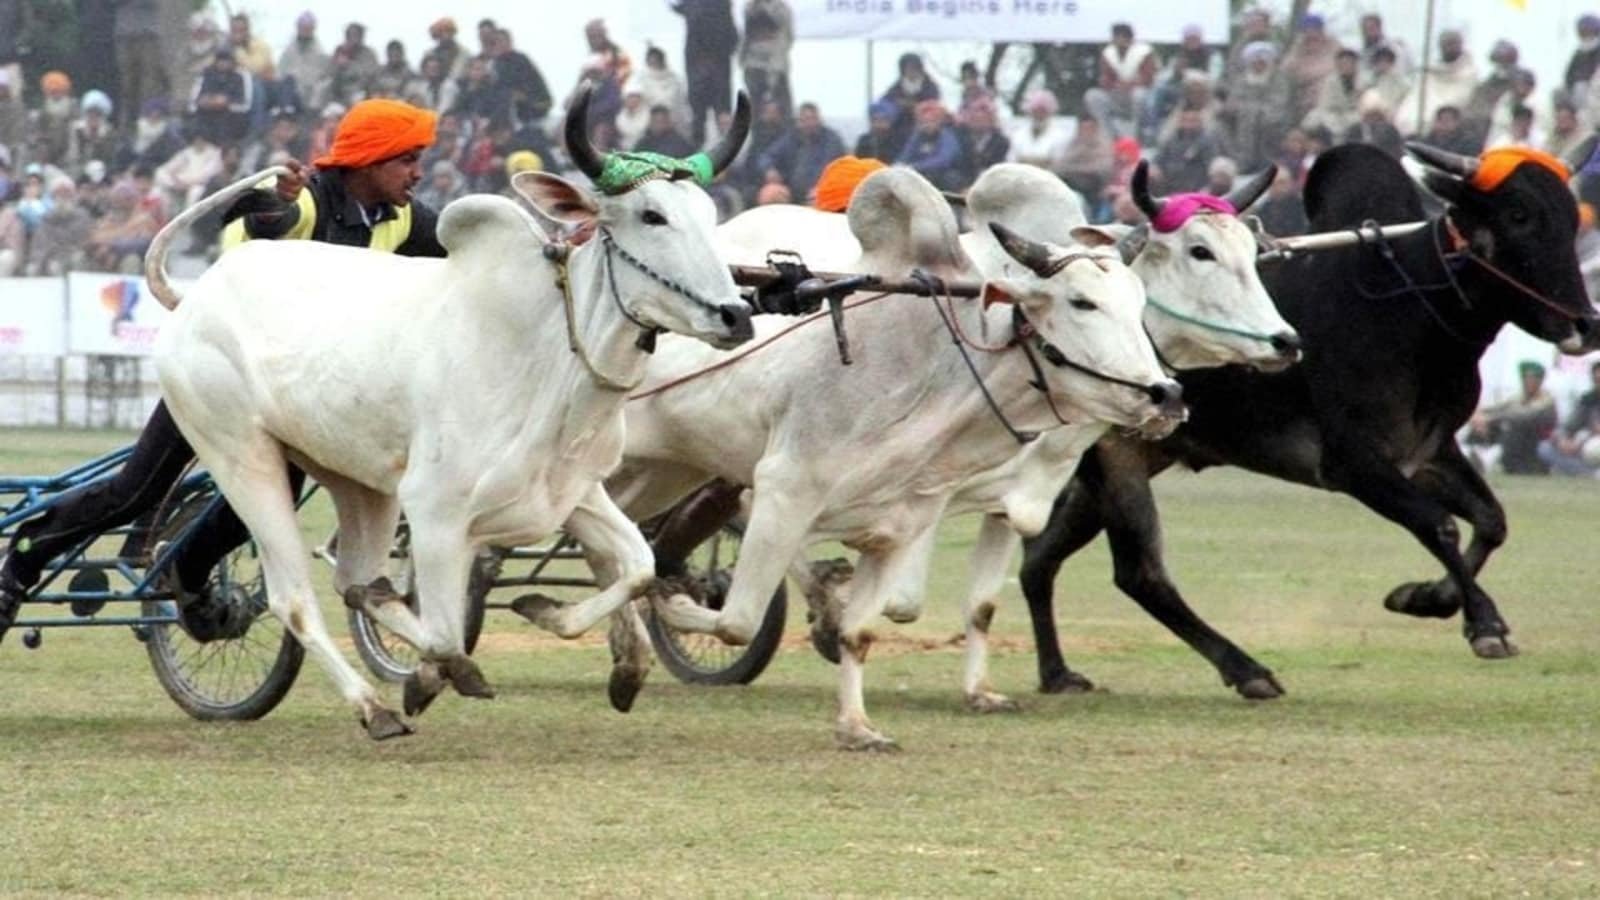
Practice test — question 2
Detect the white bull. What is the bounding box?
[583,166,1183,750]
[716,161,1298,714]
[147,87,757,739]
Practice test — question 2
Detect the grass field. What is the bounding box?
[0,427,1596,897]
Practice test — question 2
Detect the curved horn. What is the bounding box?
[703,90,753,176]
[1405,140,1479,181]
[1130,159,1164,221]
[564,82,605,180]
[1223,162,1276,213]
[990,222,1059,278]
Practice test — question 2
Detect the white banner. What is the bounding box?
[66,272,175,357]
[0,277,67,355]
[792,0,1229,44]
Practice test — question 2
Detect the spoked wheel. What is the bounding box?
[143,482,304,721]
[646,522,787,685]
[343,522,493,683]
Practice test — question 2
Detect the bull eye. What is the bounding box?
[1070,298,1097,312]
[1188,245,1216,262]
[641,209,668,226]
[1508,208,1530,226]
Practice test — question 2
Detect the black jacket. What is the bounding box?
[223,168,446,257]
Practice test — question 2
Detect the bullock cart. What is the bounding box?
[1,450,303,719]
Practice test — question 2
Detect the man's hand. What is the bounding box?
[275,159,308,200]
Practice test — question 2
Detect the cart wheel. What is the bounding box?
[344,523,494,683]
[143,482,304,721]
[647,522,786,685]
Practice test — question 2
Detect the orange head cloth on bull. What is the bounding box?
[812,156,887,213]
[1469,146,1569,193]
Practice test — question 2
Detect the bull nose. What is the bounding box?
[1270,330,1302,359]
[1147,380,1186,419]
[720,304,754,343]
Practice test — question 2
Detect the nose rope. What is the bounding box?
[601,227,735,315]
[1143,296,1284,345]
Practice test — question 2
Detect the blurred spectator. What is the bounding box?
[84,179,157,273]
[1154,105,1222,192]
[229,13,276,81]
[371,41,419,99]
[414,55,460,113]
[459,115,518,190]
[423,18,469,83]
[1578,202,1600,298]
[69,91,117,173]
[500,150,543,198]
[420,112,462,173]
[1219,42,1288,172]
[854,100,899,162]
[15,166,48,233]
[0,200,22,276]
[241,110,308,171]
[1491,105,1540,150]
[878,54,939,152]
[23,179,91,275]
[582,19,633,87]
[1566,15,1600,110]
[328,22,381,106]
[1204,155,1237,196]
[616,87,650,149]
[740,0,793,121]
[956,61,995,120]
[1466,40,1520,146]
[153,129,222,211]
[1223,7,1277,99]
[756,177,791,206]
[417,159,465,210]
[635,105,697,158]
[0,145,11,200]
[190,50,253,146]
[1538,360,1600,477]
[454,57,511,124]
[1357,13,1411,81]
[1486,68,1540,149]
[77,162,110,218]
[957,97,1009,185]
[1546,100,1586,162]
[182,14,226,110]
[0,70,21,157]
[567,54,622,136]
[1401,29,1477,136]
[1145,24,1221,143]
[1085,22,1157,140]
[0,1,20,95]
[1421,105,1478,156]
[739,98,790,193]
[490,29,553,124]
[1104,135,1142,203]
[1364,47,1410,119]
[1109,188,1143,226]
[279,12,332,111]
[1303,48,1363,138]
[1467,361,1558,474]
[1059,114,1113,204]
[34,72,77,165]
[1255,166,1308,236]
[1007,90,1069,175]
[1344,92,1404,159]
[671,0,738,145]
[114,0,167,131]
[1279,14,1339,126]
[1154,73,1219,145]
[631,46,691,138]
[757,100,844,200]
[126,97,183,173]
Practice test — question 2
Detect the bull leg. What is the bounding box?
[879,526,937,624]
[398,510,493,717]
[511,483,659,639]
[1019,462,1110,694]
[1323,441,1517,659]
[320,476,428,647]
[569,499,657,714]
[1383,442,1507,621]
[789,554,853,664]
[834,535,935,753]
[961,514,1022,713]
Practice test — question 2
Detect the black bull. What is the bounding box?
[1021,142,1598,697]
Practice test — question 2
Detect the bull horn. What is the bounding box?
[1405,141,1479,181]
[1130,159,1164,221]
[564,82,606,180]
[990,222,1059,278]
[942,190,968,206]
[1223,162,1276,213]
[703,90,753,177]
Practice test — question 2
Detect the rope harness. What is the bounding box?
[1144,295,1283,346]
[545,242,647,392]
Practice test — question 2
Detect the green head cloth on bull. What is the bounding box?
[591,150,715,196]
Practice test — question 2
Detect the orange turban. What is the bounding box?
[812,156,887,213]
[313,99,437,170]
[1471,146,1570,192]
[40,71,71,95]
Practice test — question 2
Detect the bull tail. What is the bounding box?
[143,165,289,311]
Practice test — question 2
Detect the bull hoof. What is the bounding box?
[1236,674,1286,701]
[1383,581,1460,619]
[510,593,564,629]
[363,708,414,741]
[403,661,446,717]
[1470,635,1520,659]
[608,665,646,713]
[442,656,495,700]
[835,726,901,753]
[1038,669,1097,695]
[965,691,1021,714]
[809,619,842,665]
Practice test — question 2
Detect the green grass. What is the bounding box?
[1,427,1597,897]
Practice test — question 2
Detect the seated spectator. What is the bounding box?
[69,91,119,174]
[757,101,845,202]
[756,177,792,206]
[1255,165,1308,236]
[278,11,331,111]
[241,110,309,171]
[1219,41,1289,171]
[1303,48,1364,139]
[327,22,381,107]
[853,100,900,163]
[153,128,223,211]
[1400,28,1477,136]
[453,56,511,124]
[1059,114,1113,204]
[181,14,225,108]
[124,97,184,173]
[957,97,1009,185]
[1222,7,1278,100]
[629,46,689,137]
[1466,41,1520,148]
[459,115,517,191]
[78,161,110,218]
[896,100,964,191]
[1154,106,1221,193]
[412,55,459,113]
[634,105,698,158]
[0,200,23,276]
[34,71,77,163]
[0,70,22,157]
[616,86,650,149]
[1490,105,1541,149]
[737,99,790,194]
[1096,136,1142,221]
[1008,90,1070,175]
[23,179,91,275]
[306,102,345,162]
[1145,24,1221,143]
[878,53,940,151]
[1204,155,1237,196]
[228,13,276,81]
[370,40,419,100]
[490,28,553,124]
[422,18,469,83]
[1546,100,1585,162]
[956,60,996,122]
[1421,105,1478,156]
[1486,68,1540,148]
[1343,91,1404,159]
[1279,14,1340,125]
[190,49,254,146]
[14,167,50,236]
[1154,72,1220,145]
[1085,22,1157,140]
[1538,361,1600,477]
[1466,360,1558,474]
[1365,46,1410,118]
[506,115,559,173]
[417,159,465,210]
[84,179,158,273]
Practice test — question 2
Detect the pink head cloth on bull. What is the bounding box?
[1149,193,1238,233]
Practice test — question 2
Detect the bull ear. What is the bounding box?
[1070,225,1122,250]
[513,171,600,227]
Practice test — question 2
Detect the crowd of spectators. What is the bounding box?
[6,4,1600,283]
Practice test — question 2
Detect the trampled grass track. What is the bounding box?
[0,428,1595,896]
